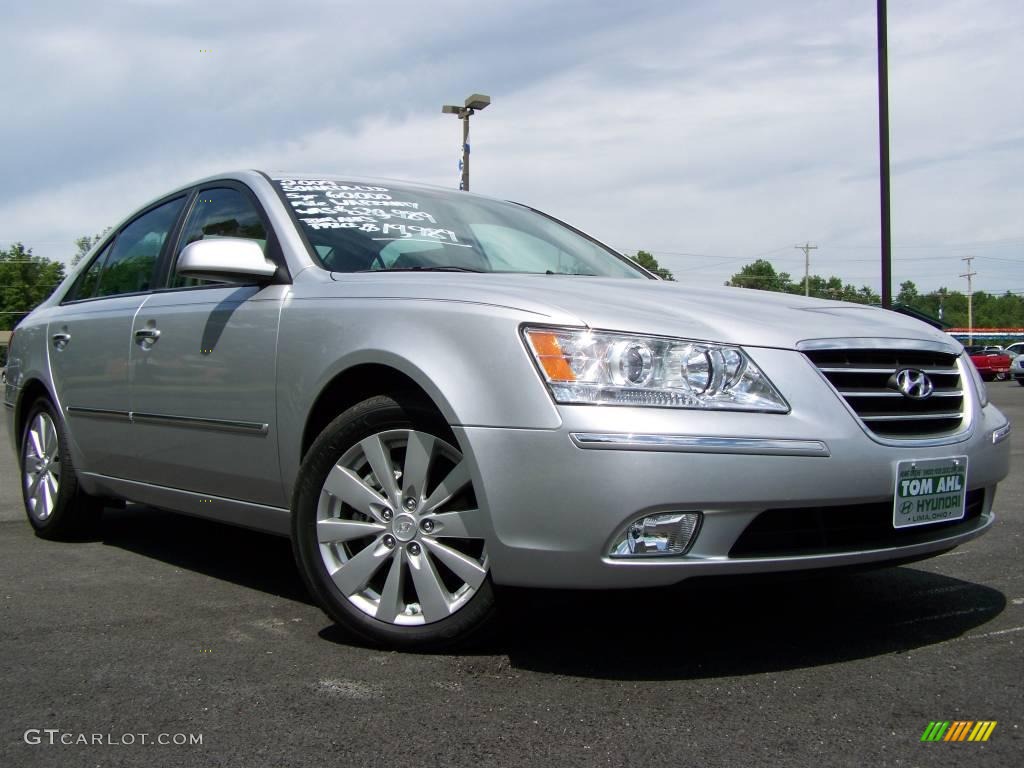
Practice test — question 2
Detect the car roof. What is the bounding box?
[126,170,509,221]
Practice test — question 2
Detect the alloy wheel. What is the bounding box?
[316,429,488,626]
[23,412,61,522]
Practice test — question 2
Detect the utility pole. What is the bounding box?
[960,255,976,345]
[877,0,893,308]
[795,242,818,297]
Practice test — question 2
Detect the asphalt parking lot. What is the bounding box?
[1,386,1021,767]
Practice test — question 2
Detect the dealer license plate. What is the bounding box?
[893,457,968,529]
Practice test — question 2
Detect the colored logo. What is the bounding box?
[921,721,997,742]
[892,368,935,400]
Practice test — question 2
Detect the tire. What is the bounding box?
[19,397,103,540]
[1017,379,1024,387]
[291,394,496,650]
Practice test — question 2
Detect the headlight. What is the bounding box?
[523,327,789,412]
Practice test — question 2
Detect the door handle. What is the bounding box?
[134,328,161,348]
[51,332,71,350]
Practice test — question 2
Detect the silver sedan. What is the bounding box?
[3,172,1011,648]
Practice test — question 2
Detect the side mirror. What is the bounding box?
[175,238,279,284]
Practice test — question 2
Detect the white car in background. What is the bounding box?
[1011,354,1024,386]
[1004,341,1024,356]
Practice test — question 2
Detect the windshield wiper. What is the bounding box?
[357,266,484,273]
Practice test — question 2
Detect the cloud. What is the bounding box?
[0,0,1020,293]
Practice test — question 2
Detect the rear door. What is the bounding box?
[48,196,186,477]
[127,183,287,507]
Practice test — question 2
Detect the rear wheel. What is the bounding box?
[20,398,102,539]
[292,395,495,650]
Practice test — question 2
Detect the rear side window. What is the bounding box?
[96,197,185,297]
[66,241,112,301]
[171,187,268,288]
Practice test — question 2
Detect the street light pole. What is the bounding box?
[461,113,470,192]
[442,94,491,191]
[877,0,893,309]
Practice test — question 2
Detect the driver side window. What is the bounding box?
[171,187,268,288]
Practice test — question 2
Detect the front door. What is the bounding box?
[127,185,286,507]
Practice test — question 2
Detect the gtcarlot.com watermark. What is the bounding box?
[24,729,203,747]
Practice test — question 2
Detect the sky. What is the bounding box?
[1,0,1021,294]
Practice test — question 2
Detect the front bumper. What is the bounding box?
[455,349,1011,589]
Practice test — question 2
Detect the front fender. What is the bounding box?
[276,297,564,492]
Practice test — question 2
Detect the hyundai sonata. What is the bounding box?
[3,172,1011,648]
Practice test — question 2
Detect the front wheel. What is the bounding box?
[291,395,495,650]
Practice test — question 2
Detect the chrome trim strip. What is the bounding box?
[66,406,268,435]
[992,422,1012,445]
[819,367,958,375]
[859,412,963,422]
[570,433,830,457]
[67,406,131,420]
[836,390,962,398]
[797,337,960,353]
[130,411,269,435]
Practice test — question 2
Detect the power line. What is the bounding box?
[824,237,1024,250]
[664,245,800,274]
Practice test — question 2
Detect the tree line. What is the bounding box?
[725,259,1024,329]
[0,233,108,331]
[0,243,67,332]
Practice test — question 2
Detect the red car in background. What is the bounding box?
[965,346,1011,381]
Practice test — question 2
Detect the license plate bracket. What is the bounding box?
[893,456,968,529]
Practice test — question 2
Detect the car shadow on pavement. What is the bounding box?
[99,505,1005,679]
[99,504,313,605]
[494,567,1006,680]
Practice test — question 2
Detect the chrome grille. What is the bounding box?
[804,348,965,438]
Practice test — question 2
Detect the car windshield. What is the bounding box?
[272,177,648,278]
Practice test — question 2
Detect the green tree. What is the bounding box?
[72,229,110,266]
[0,243,66,330]
[896,280,919,306]
[725,259,793,292]
[630,250,674,280]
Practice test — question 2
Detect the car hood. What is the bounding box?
[327,273,960,352]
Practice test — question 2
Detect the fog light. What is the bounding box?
[610,512,702,557]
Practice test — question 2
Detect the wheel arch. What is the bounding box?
[14,377,55,444]
[299,361,455,462]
